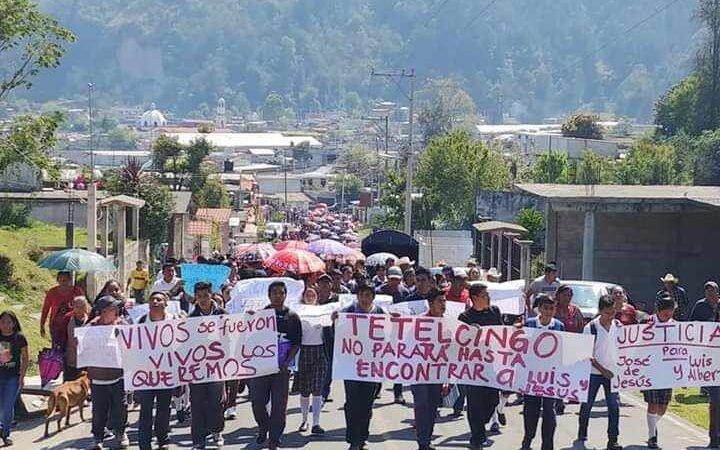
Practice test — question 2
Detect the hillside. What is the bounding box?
[26,0,699,122]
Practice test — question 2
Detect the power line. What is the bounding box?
[423,0,452,27]
[465,0,500,28]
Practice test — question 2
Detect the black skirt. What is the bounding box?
[296,344,328,395]
[643,389,673,405]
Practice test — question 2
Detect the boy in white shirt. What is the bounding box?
[577,295,622,450]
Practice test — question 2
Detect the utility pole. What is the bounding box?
[371,68,415,235]
[361,114,391,202]
[86,82,98,298]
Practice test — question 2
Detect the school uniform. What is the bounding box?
[410,313,443,450]
[522,317,565,450]
[578,317,621,446]
[457,305,503,447]
[249,305,302,447]
[341,303,385,448]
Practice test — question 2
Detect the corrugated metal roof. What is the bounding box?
[473,221,528,234]
[514,183,720,202]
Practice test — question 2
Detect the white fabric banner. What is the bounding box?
[229,277,305,304]
[126,301,183,324]
[117,310,279,390]
[338,294,393,310]
[386,300,429,316]
[75,325,123,369]
[333,313,593,402]
[614,321,720,390]
[293,303,339,327]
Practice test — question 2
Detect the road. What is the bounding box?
[12,383,710,450]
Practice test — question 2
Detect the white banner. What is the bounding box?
[614,321,720,390]
[338,294,393,310]
[229,277,305,305]
[75,325,123,369]
[294,303,339,327]
[333,314,593,402]
[126,301,183,324]
[117,310,279,390]
[386,300,429,316]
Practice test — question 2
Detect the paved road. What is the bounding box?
[12,383,710,450]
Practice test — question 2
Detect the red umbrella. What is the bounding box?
[275,240,308,251]
[235,243,276,262]
[264,250,325,275]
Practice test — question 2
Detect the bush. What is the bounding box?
[562,113,604,140]
[0,255,15,288]
[0,203,31,228]
[516,208,544,241]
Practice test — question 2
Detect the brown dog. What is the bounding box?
[44,372,90,437]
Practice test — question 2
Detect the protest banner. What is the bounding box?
[118,310,279,390]
[338,294,393,310]
[231,277,305,306]
[475,280,526,316]
[386,300,429,316]
[75,325,123,369]
[293,303,339,327]
[614,321,720,391]
[225,297,270,315]
[333,314,593,402]
[180,263,231,295]
[127,301,182,323]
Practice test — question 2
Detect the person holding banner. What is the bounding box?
[410,288,447,450]
[642,296,676,449]
[336,283,386,450]
[187,282,227,449]
[445,268,470,304]
[458,283,502,449]
[296,287,327,435]
[376,266,410,404]
[64,296,89,382]
[317,274,339,403]
[611,286,638,326]
[522,294,565,450]
[86,296,129,450]
[404,267,434,303]
[135,292,179,450]
[248,280,302,450]
[578,295,622,450]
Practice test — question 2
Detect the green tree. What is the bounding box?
[681,129,720,185]
[561,113,604,140]
[574,150,615,185]
[104,158,174,246]
[334,173,364,195]
[152,136,212,192]
[0,0,76,100]
[262,93,284,121]
[106,126,138,150]
[194,176,230,208]
[515,208,544,241]
[0,111,63,175]
[532,150,570,183]
[415,130,510,228]
[337,146,381,185]
[418,77,478,144]
[615,141,688,185]
[655,75,701,137]
[377,170,405,230]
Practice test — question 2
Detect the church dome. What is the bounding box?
[138,103,167,128]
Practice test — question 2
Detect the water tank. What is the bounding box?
[223,159,234,173]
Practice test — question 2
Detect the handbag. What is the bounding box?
[442,384,460,409]
[38,347,64,386]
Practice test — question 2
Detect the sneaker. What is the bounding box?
[116,431,129,449]
[647,436,658,449]
[555,402,565,415]
[256,431,268,445]
[311,425,325,435]
[1,437,13,447]
[450,409,463,418]
[212,432,224,447]
[87,440,103,450]
[299,421,308,432]
[498,413,507,426]
[489,422,500,433]
[224,406,237,420]
[606,440,623,450]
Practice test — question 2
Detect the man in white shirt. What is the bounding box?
[577,295,622,450]
[151,263,185,310]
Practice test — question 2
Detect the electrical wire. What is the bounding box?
[465,0,500,28]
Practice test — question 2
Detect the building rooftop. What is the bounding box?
[195,208,232,223]
[514,183,720,208]
[473,221,528,234]
[167,132,322,148]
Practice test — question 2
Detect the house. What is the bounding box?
[256,174,302,195]
[513,183,720,306]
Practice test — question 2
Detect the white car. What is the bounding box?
[563,280,616,319]
[264,222,287,240]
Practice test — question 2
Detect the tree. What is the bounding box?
[655,75,700,136]
[337,146,381,185]
[194,177,230,208]
[0,111,63,175]
[415,130,510,228]
[0,0,76,101]
[615,141,688,185]
[696,0,720,131]
[574,150,615,185]
[681,129,720,185]
[106,126,138,150]
[515,207,544,241]
[561,113,604,140]
[152,135,212,192]
[262,93,284,121]
[334,173,364,195]
[418,77,478,144]
[104,158,174,246]
[376,170,405,230]
[532,150,570,183]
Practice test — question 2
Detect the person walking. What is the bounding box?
[86,296,129,450]
[0,311,28,447]
[611,286,638,325]
[126,260,150,304]
[410,288,447,450]
[296,288,326,435]
[136,292,179,450]
[337,283,385,450]
[458,283,502,449]
[525,262,560,314]
[522,294,564,450]
[249,280,302,450]
[691,281,719,322]
[643,296,676,449]
[578,295,622,450]
[41,271,84,349]
[64,296,89,382]
[656,273,689,321]
[317,274,339,403]
[188,282,226,449]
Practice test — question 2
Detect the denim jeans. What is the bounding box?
[0,376,20,438]
[578,374,620,441]
[137,389,172,450]
[523,395,556,450]
[410,384,442,448]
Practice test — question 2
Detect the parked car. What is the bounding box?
[264,222,288,240]
[563,280,616,320]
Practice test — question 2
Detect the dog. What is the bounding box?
[44,372,90,437]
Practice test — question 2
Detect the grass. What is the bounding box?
[0,221,88,376]
[668,388,709,429]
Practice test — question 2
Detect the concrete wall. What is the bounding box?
[25,201,89,227]
[476,189,545,223]
[256,176,302,194]
[552,210,720,308]
[414,230,473,267]
[518,133,621,158]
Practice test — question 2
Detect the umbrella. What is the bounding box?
[306,234,321,242]
[337,249,366,264]
[264,250,325,275]
[307,239,354,257]
[38,248,116,272]
[329,233,340,240]
[235,243,276,262]
[341,232,357,240]
[275,240,308,251]
[365,252,398,267]
[346,241,361,249]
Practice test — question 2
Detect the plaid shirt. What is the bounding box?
[656,285,689,321]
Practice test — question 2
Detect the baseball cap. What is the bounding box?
[705,281,719,291]
[95,295,121,312]
[387,266,403,279]
[544,262,558,272]
[318,273,332,283]
[453,268,468,279]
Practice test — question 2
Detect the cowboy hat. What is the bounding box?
[486,267,502,278]
[397,256,415,266]
[660,273,679,284]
